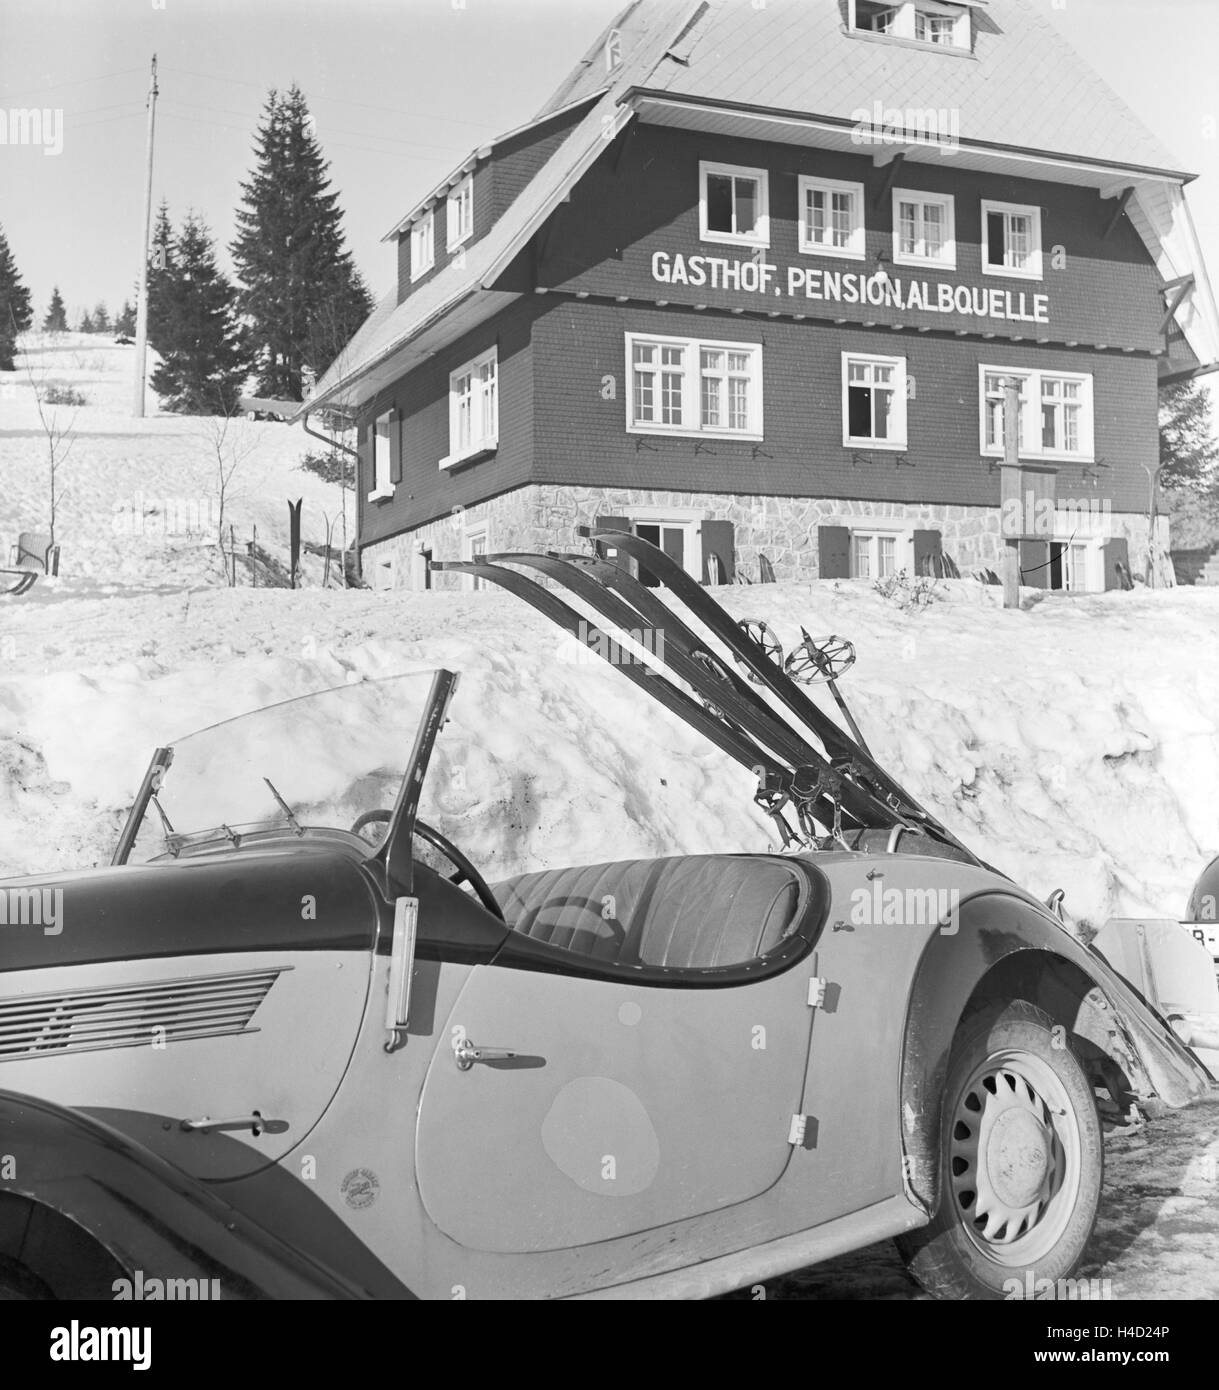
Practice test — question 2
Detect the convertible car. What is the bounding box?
[0,531,1210,1301]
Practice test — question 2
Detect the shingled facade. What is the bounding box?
[305,0,1219,593]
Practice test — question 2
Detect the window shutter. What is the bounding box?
[593,515,632,571]
[1103,537,1131,591]
[389,409,403,485]
[913,529,943,577]
[818,526,850,579]
[359,420,372,495]
[700,520,735,585]
[1019,539,1049,588]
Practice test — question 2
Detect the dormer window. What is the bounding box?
[848,0,972,52]
[605,27,623,72]
[856,2,898,31]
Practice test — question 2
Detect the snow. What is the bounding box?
[3,334,1219,1298]
[2,334,1218,927]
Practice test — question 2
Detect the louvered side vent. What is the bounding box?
[0,967,287,1061]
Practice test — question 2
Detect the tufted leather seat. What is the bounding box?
[489,854,808,970]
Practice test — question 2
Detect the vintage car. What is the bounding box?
[0,535,1210,1301]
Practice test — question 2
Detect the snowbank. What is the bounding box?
[0,578,1216,933]
[2,333,1217,929]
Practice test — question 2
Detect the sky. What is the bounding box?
[1,0,1217,328]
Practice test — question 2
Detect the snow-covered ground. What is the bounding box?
[2,333,1218,1298]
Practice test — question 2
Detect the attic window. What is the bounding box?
[848,0,972,52]
[605,28,623,72]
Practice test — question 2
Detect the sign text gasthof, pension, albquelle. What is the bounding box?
[650,251,1050,325]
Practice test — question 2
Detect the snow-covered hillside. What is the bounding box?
[1,335,1218,936]
[0,333,351,592]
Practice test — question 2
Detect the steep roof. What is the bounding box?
[643,0,1186,176]
[304,0,1214,416]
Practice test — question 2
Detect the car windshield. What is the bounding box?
[120,671,447,864]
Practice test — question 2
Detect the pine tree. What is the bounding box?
[0,224,33,370]
[147,200,176,354]
[149,212,250,415]
[114,299,136,336]
[78,310,94,334]
[92,302,111,334]
[231,86,372,400]
[43,286,68,333]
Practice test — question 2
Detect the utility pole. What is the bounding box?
[132,54,159,418]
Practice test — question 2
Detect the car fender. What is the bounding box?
[0,1089,377,1299]
[898,888,1212,1214]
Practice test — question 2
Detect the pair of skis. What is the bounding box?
[432,527,976,861]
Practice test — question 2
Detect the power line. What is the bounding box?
[159,64,503,132]
[157,106,460,162]
[1,66,147,103]
[158,97,475,156]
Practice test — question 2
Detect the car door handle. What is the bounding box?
[453,1039,518,1071]
[179,1111,287,1136]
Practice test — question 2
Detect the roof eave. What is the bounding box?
[626,87,1196,186]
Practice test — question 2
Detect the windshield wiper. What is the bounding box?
[150,793,180,858]
[263,777,305,836]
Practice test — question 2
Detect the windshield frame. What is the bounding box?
[111,669,460,868]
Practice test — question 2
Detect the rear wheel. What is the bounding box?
[898,1000,1103,1300]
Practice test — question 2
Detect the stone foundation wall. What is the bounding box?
[361,486,1165,591]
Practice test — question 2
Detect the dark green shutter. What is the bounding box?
[389,408,403,485]
[1102,537,1130,591]
[701,520,735,584]
[1019,539,1049,588]
[818,525,850,579]
[913,529,943,577]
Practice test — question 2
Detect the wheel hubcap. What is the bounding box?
[948,1049,1081,1265]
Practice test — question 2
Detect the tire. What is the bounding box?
[898,999,1103,1300]
[0,1254,54,1300]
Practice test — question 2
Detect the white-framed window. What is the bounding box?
[464,523,489,591]
[368,410,395,501]
[699,161,769,248]
[446,175,473,251]
[410,210,435,281]
[982,200,1043,280]
[626,333,763,440]
[441,347,498,469]
[980,366,1094,462]
[798,176,865,259]
[848,1,971,51]
[843,352,907,449]
[851,531,902,580]
[892,189,955,269]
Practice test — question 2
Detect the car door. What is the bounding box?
[414,961,815,1254]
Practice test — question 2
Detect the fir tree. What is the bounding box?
[43,286,69,333]
[149,212,250,415]
[147,200,176,354]
[0,224,33,370]
[92,302,111,334]
[231,86,372,400]
[1159,380,1219,496]
[114,299,136,336]
[78,310,94,334]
